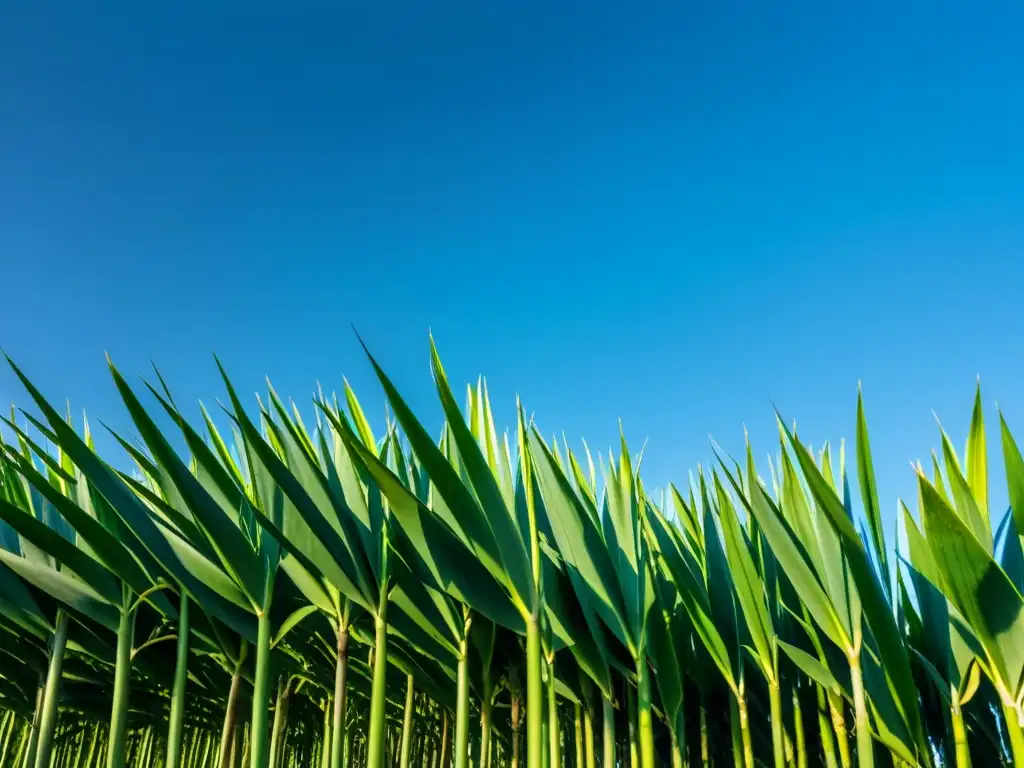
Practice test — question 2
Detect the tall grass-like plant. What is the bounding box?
[3,344,1024,767]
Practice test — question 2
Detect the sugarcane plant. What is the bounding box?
[3,341,1024,768]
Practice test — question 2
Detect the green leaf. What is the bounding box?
[427,341,534,612]
[781,417,924,751]
[856,388,889,595]
[966,381,989,523]
[918,474,1024,696]
[720,458,849,654]
[528,429,632,653]
[714,474,775,680]
[5,355,249,635]
[0,550,119,631]
[940,429,992,553]
[0,498,120,604]
[272,604,319,648]
[1000,413,1024,547]
[359,338,526,615]
[109,362,267,609]
[778,639,839,691]
[4,452,158,599]
[338,418,523,633]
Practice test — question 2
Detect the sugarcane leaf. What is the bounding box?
[5,356,249,630]
[279,555,335,614]
[910,648,953,706]
[0,562,50,637]
[544,550,613,695]
[778,639,839,691]
[918,475,1024,695]
[338,419,523,633]
[856,388,889,595]
[777,441,826,579]
[223,386,372,614]
[647,580,683,729]
[714,474,775,679]
[145,381,250,533]
[1001,414,1024,547]
[862,648,917,764]
[959,658,982,705]
[5,452,157,599]
[721,458,849,654]
[0,498,120,604]
[360,339,523,615]
[940,430,992,553]
[0,550,119,631]
[966,382,989,524]
[427,341,534,613]
[528,429,631,651]
[266,390,379,590]
[272,604,319,648]
[997,506,1024,595]
[108,362,267,608]
[782,418,924,748]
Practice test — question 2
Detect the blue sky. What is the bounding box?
[1,2,1023,535]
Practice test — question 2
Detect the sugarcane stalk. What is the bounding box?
[107,587,136,768]
[399,673,415,768]
[849,653,873,768]
[166,595,191,768]
[366,588,390,768]
[34,610,69,768]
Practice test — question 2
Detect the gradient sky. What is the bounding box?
[2,3,1023,535]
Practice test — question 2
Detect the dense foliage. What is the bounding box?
[1,341,1021,768]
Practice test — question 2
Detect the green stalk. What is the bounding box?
[793,689,807,768]
[268,678,288,768]
[526,617,543,768]
[737,692,754,768]
[573,702,583,768]
[849,654,873,768]
[84,724,99,768]
[670,730,683,768]
[816,687,839,768]
[636,659,655,768]
[730,697,743,768]
[34,610,69,768]
[829,691,851,768]
[627,685,638,768]
[330,624,348,768]
[583,703,595,768]
[454,643,470,768]
[219,654,245,768]
[366,591,390,768]
[201,730,212,768]
[250,611,274,768]
[540,708,549,768]
[0,714,14,767]
[1002,702,1024,768]
[768,682,785,768]
[950,699,970,768]
[400,674,415,768]
[547,661,559,768]
[107,588,136,768]
[22,684,43,768]
[440,710,450,768]
[320,699,331,768]
[165,595,190,768]
[601,695,615,768]
[700,703,709,768]
[479,676,492,768]
[229,725,241,768]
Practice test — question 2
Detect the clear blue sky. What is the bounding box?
[2,3,1023,537]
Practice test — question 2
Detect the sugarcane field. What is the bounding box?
[1,342,1020,768]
